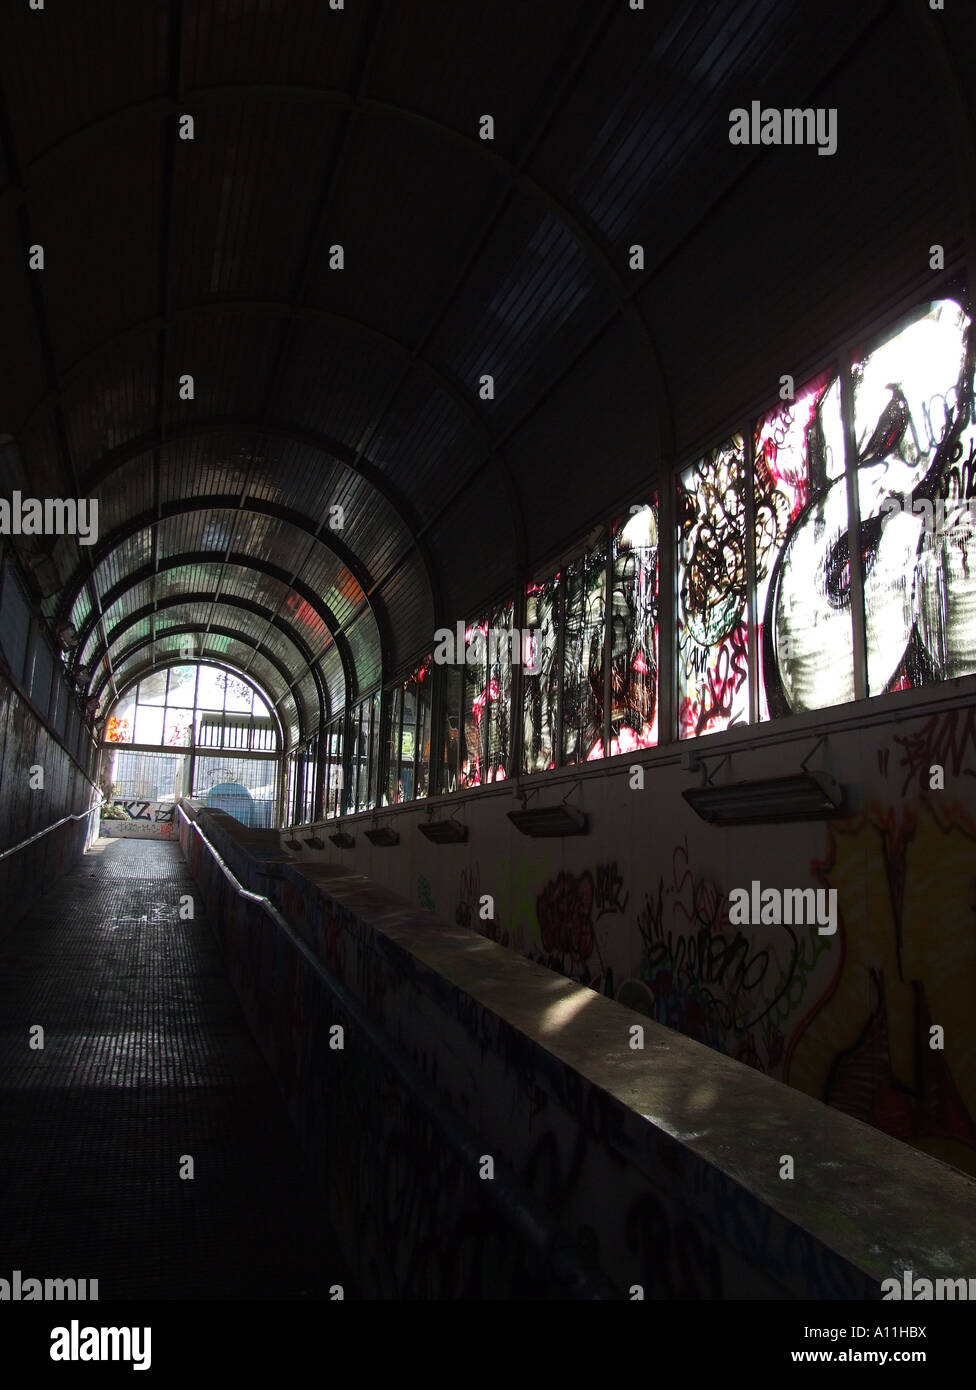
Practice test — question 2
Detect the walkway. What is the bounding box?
[0,836,349,1299]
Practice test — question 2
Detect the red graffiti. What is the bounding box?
[537,872,596,971]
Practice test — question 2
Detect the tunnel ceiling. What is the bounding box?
[0,0,970,746]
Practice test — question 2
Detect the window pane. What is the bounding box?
[385,685,403,804]
[134,704,164,744]
[222,672,254,713]
[442,665,463,793]
[562,544,607,764]
[610,502,658,753]
[325,722,344,817]
[485,602,513,782]
[522,575,559,773]
[677,437,749,738]
[163,708,193,747]
[356,701,370,811]
[460,624,486,788]
[852,299,976,693]
[165,665,197,707]
[754,370,852,717]
[399,684,416,801]
[137,671,167,706]
[369,691,381,807]
[416,657,432,799]
[105,691,135,743]
[195,666,226,709]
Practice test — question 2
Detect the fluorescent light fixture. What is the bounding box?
[364,826,400,847]
[284,837,303,851]
[682,771,844,826]
[507,804,588,837]
[418,817,468,844]
[303,835,325,850]
[328,830,355,849]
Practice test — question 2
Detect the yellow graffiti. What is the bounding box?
[788,798,976,1173]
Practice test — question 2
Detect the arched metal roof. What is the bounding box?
[1,0,972,748]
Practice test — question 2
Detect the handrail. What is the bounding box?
[176,802,618,1298]
[177,803,293,935]
[0,801,102,863]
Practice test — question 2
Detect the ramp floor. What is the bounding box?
[0,836,350,1299]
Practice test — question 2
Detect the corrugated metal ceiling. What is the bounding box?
[0,0,971,749]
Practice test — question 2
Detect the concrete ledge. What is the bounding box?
[181,802,976,1298]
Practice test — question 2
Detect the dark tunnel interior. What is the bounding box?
[1,0,976,1350]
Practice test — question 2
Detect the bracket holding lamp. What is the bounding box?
[681,736,844,825]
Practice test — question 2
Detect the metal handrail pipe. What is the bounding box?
[0,801,102,863]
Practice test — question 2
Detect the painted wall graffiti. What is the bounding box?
[325,685,976,1183]
[110,799,175,822]
[892,706,976,796]
[455,863,481,930]
[417,873,435,912]
[101,800,176,838]
[614,839,829,1076]
[786,794,976,1176]
[535,870,602,985]
[456,854,551,951]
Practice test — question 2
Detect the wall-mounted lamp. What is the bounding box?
[364,819,400,847]
[508,781,588,837]
[418,814,468,844]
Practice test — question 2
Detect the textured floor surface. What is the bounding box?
[0,836,350,1299]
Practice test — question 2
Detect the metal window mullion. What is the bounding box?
[375,692,383,806]
[743,424,759,726]
[376,686,390,807]
[341,704,353,815]
[840,348,869,700]
[416,680,427,797]
[484,619,494,783]
[509,584,526,778]
[554,570,566,765]
[656,465,676,744]
[364,701,372,809]
[603,527,614,758]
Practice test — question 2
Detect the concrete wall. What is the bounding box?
[181,798,976,1299]
[283,683,976,1182]
[0,669,99,930]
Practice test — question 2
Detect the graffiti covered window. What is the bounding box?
[386,655,432,804]
[460,621,486,788]
[104,688,135,743]
[103,663,277,752]
[450,604,516,789]
[441,664,463,794]
[610,502,659,753]
[521,572,560,774]
[677,438,750,737]
[314,299,975,790]
[754,370,851,718]
[483,601,513,783]
[415,657,432,798]
[852,299,975,694]
[384,683,403,805]
[562,542,607,764]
